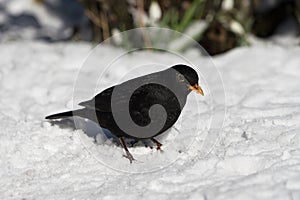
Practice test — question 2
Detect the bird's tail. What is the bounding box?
[45,109,85,120]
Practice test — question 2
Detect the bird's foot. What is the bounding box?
[150,138,163,151]
[119,137,136,163]
[155,143,162,151]
[123,151,135,164]
[157,145,162,151]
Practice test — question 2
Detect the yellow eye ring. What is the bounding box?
[177,74,185,82]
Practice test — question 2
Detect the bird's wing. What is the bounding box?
[78,83,142,112]
[78,70,170,112]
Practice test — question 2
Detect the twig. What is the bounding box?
[100,8,110,41]
[84,9,102,27]
[137,0,152,48]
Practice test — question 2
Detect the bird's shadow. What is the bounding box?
[48,117,156,148]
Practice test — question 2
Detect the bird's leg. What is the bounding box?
[150,138,163,150]
[119,137,135,163]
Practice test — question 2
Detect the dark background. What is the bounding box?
[1,0,299,55]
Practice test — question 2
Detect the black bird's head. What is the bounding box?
[171,64,204,96]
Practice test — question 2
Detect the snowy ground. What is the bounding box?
[1,38,300,199]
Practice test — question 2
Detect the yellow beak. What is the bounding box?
[189,83,204,96]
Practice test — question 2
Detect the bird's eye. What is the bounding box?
[177,74,185,82]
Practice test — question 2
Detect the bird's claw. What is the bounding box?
[123,152,135,163]
[150,138,163,151]
[149,144,163,151]
[156,143,162,151]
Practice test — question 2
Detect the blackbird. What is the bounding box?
[46,64,204,163]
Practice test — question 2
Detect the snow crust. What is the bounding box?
[1,40,300,199]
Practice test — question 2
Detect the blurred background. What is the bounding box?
[0,0,299,55]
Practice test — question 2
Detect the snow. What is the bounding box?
[1,37,300,199]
